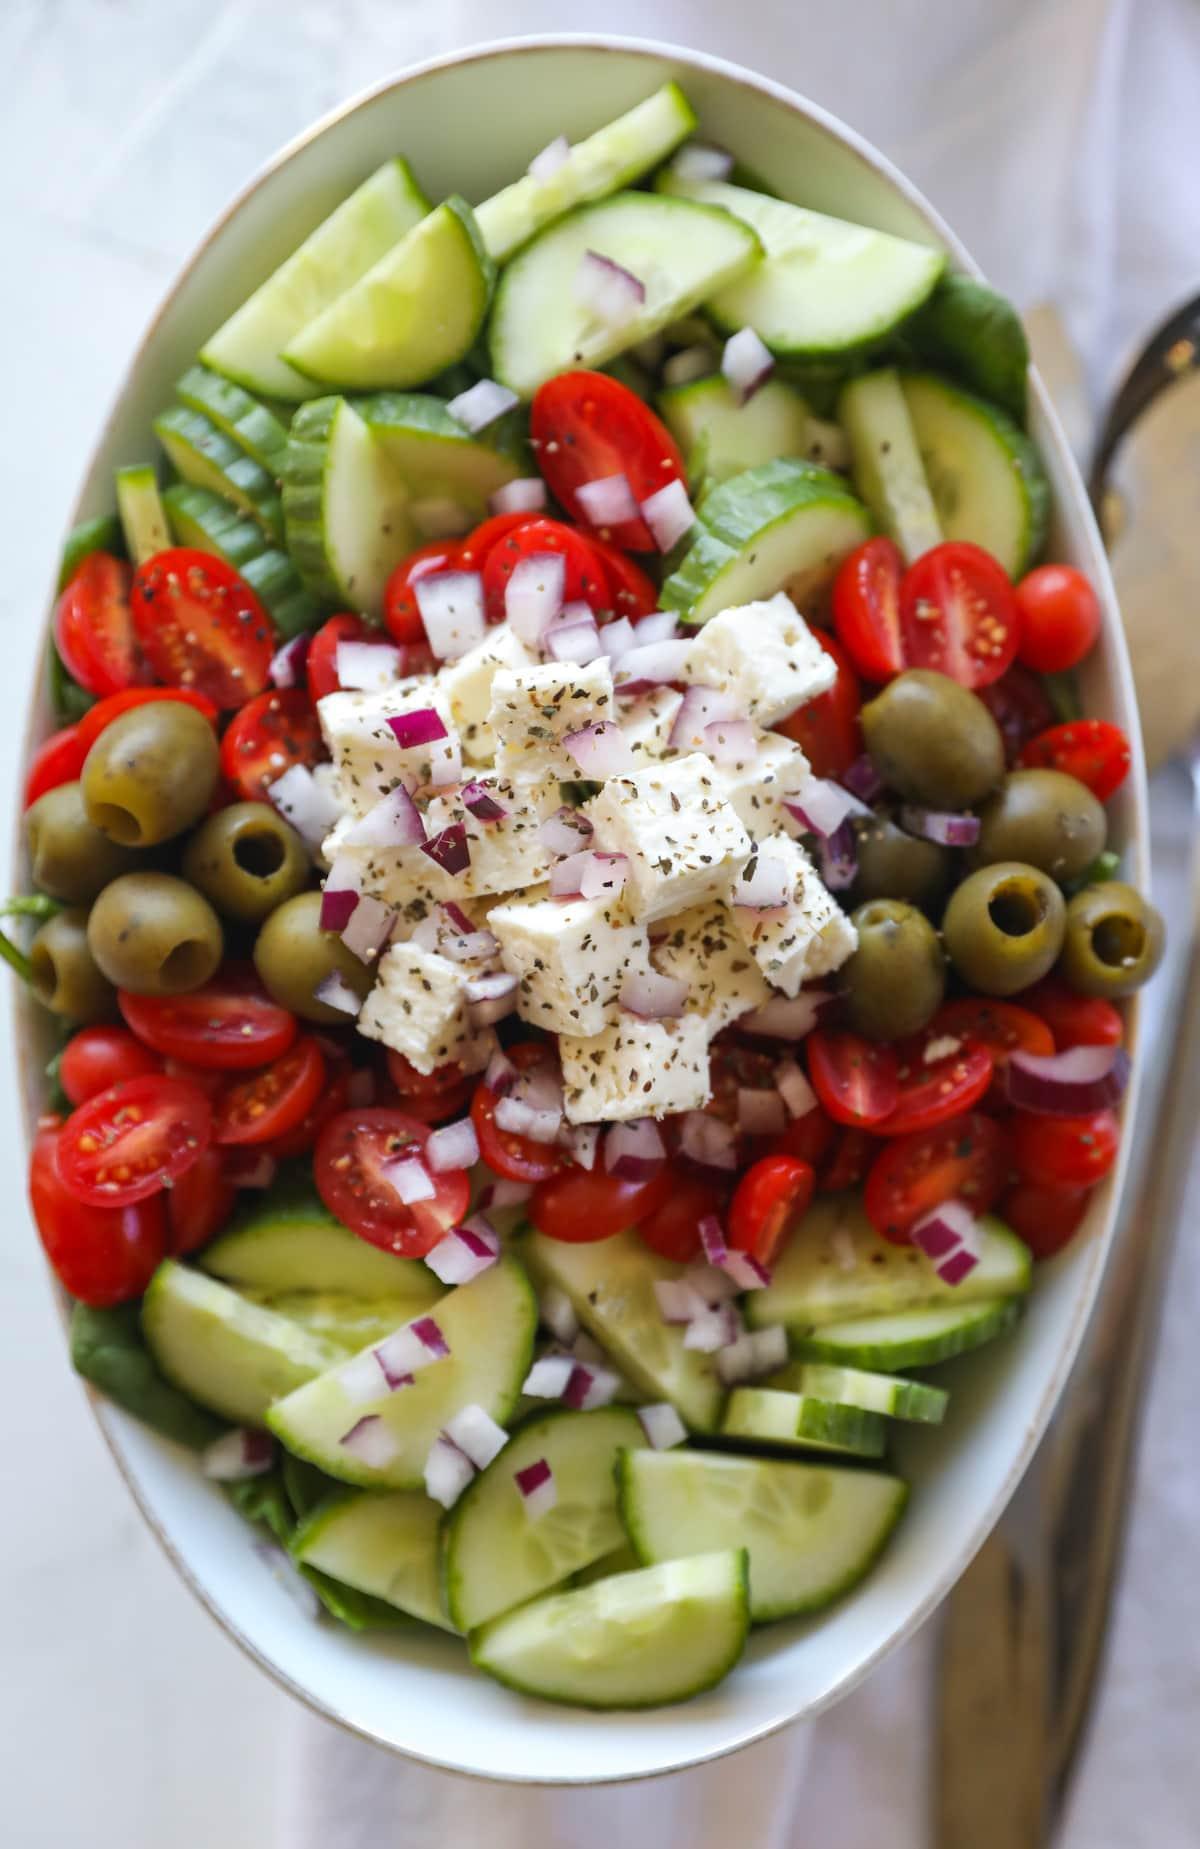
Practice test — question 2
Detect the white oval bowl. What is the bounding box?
[16,34,1147,1786]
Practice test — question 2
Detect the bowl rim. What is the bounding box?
[19,30,1149,1784]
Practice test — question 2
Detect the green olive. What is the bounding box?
[862,670,1005,809]
[25,782,139,904]
[842,899,946,1040]
[972,770,1106,883]
[87,872,224,995]
[1060,880,1165,997]
[82,702,219,847]
[28,909,117,1021]
[853,812,952,911]
[182,802,312,924]
[942,860,1067,996]
[253,890,374,1024]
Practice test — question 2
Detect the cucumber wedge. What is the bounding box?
[154,404,284,539]
[661,459,870,624]
[444,1407,647,1631]
[745,1196,1031,1334]
[658,375,817,485]
[175,364,291,474]
[142,1262,343,1426]
[573,1541,641,1587]
[70,1300,223,1451]
[766,1361,948,1424]
[201,157,430,400]
[656,174,944,358]
[839,369,942,563]
[247,1292,438,1355]
[358,393,524,533]
[721,1387,887,1459]
[476,83,697,261]
[905,274,1030,424]
[795,1298,1021,1370]
[201,1180,443,1304]
[115,464,170,565]
[281,396,418,614]
[900,372,1049,576]
[489,192,761,400]
[285,198,493,391]
[291,1491,453,1630]
[521,1228,725,1432]
[470,1551,749,1709]
[162,483,321,637]
[266,1257,536,1489]
[618,1446,907,1620]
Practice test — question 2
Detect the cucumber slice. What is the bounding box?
[661,459,870,624]
[573,1541,641,1587]
[470,1551,749,1709]
[357,393,524,532]
[291,1491,453,1630]
[839,369,942,563]
[476,83,697,261]
[141,1262,343,1426]
[247,1292,438,1355]
[900,372,1049,576]
[745,1196,1031,1334]
[266,1257,536,1489]
[795,1298,1021,1370]
[766,1361,948,1424]
[58,513,123,590]
[285,198,493,391]
[618,1446,907,1620]
[521,1228,725,1432]
[489,192,761,400]
[905,274,1029,424]
[201,1179,443,1304]
[281,396,418,614]
[656,174,944,358]
[115,465,170,565]
[201,157,430,400]
[162,483,322,637]
[175,364,291,474]
[153,405,283,540]
[658,375,817,484]
[721,1387,887,1458]
[444,1406,647,1631]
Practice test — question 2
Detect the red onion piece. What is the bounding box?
[481,1175,534,1211]
[564,1122,600,1171]
[631,610,679,644]
[576,472,640,527]
[388,707,448,749]
[268,633,310,690]
[720,1250,772,1291]
[775,1058,818,1118]
[438,925,498,963]
[734,848,793,910]
[841,753,886,802]
[459,779,508,824]
[936,1247,980,1286]
[514,1456,557,1519]
[900,805,982,848]
[670,141,734,182]
[816,820,858,891]
[613,637,693,694]
[573,249,645,327]
[489,476,547,516]
[267,763,342,850]
[415,570,486,661]
[786,776,857,839]
[539,806,594,856]
[912,1199,982,1286]
[545,612,604,664]
[722,326,775,403]
[506,550,566,644]
[465,969,519,1028]
[548,850,589,897]
[424,1434,476,1508]
[716,1325,788,1385]
[343,784,426,849]
[485,1047,519,1096]
[737,1087,787,1135]
[662,344,715,389]
[1005,1043,1130,1115]
[425,1117,480,1173]
[597,616,635,661]
[678,1110,739,1173]
[443,1403,507,1469]
[579,851,630,900]
[340,894,396,966]
[421,823,471,877]
[313,971,365,1017]
[381,1154,435,1204]
[683,1262,741,1305]
[703,716,758,764]
[640,478,695,553]
[425,1219,499,1285]
[201,1427,274,1481]
[699,1213,729,1266]
[563,720,636,777]
[339,1414,399,1469]
[446,377,518,434]
[323,852,363,898]
[336,639,402,691]
[410,1315,450,1359]
[562,1363,621,1411]
[319,888,359,933]
[522,1355,577,1399]
[619,967,689,1020]
[740,990,833,1040]
[528,133,570,180]
[604,1117,666,1181]
[538,1285,579,1345]
[653,1278,710,1325]
[683,1301,743,1352]
[223,1148,277,1190]
[669,684,741,751]
[636,1402,688,1450]
[495,1095,562,1144]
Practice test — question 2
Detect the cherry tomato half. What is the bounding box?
[130,548,275,710]
[807,1030,900,1128]
[481,518,611,623]
[531,371,687,553]
[877,1033,994,1137]
[932,998,1055,1076]
[266,1053,353,1160]
[1000,1180,1092,1260]
[385,1051,475,1126]
[978,662,1056,766]
[897,541,1019,688]
[471,1043,568,1183]
[1019,719,1132,801]
[119,972,297,1070]
[24,726,87,807]
[314,1108,470,1257]
[863,1111,1010,1242]
[585,534,660,619]
[60,1025,161,1106]
[75,686,220,757]
[167,1145,237,1257]
[637,1172,723,1263]
[54,552,147,696]
[56,1074,213,1209]
[832,536,905,681]
[1015,564,1101,674]
[529,1160,674,1244]
[1022,978,1123,1051]
[214,1036,326,1146]
[455,512,529,572]
[729,1154,815,1266]
[818,1126,878,1194]
[307,614,367,702]
[382,541,461,644]
[30,1118,166,1305]
[1009,1107,1119,1189]
[219,688,325,802]
[774,627,863,779]
[767,1105,836,1173]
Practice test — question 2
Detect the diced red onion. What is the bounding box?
[669,684,741,751]
[670,141,734,182]
[699,1214,729,1266]
[579,851,630,900]
[842,753,886,802]
[339,1413,399,1469]
[563,720,636,777]
[775,1058,818,1118]
[538,1285,579,1345]
[489,476,547,517]
[613,638,693,693]
[455,779,506,826]
[343,784,426,849]
[336,639,402,691]
[683,1262,742,1305]
[415,570,486,661]
[563,1122,600,1171]
[636,1402,688,1449]
[444,1403,508,1469]
[495,1094,562,1144]
[597,616,635,661]
[410,1315,450,1359]
[631,610,679,644]
[381,1154,435,1204]
[720,1250,772,1291]
[424,1117,480,1173]
[446,377,518,434]
[936,1248,980,1286]
[678,1110,739,1173]
[539,806,595,856]
[545,612,604,664]
[268,633,310,690]
[722,326,775,404]
[912,1199,982,1286]
[654,1278,710,1325]
[313,971,365,1017]
[505,550,566,644]
[786,776,857,839]
[267,763,342,850]
[528,132,570,180]
[465,969,519,1027]
[662,344,715,389]
[438,925,498,964]
[421,822,471,876]
[522,1355,577,1399]
[339,1316,448,1402]
[548,850,589,897]
[740,990,833,1040]
[604,1117,666,1181]
[573,249,645,327]
[703,717,758,764]
[816,820,858,891]
[684,1302,743,1352]
[485,1046,519,1095]
[388,707,447,749]
[223,1148,277,1190]
[900,805,982,848]
[1006,1043,1130,1115]
[346,1068,375,1107]
[619,967,689,1020]
[201,1427,274,1481]
[319,888,359,933]
[734,849,793,910]
[514,1457,557,1519]
[562,1363,621,1411]
[408,914,442,953]
[340,893,396,965]
[424,1434,476,1508]
[480,1175,534,1212]
[640,479,695,553]
[323,852,363,898]
[576,473,640,528]
[425,1217,499,1285]
[716,1324,789,1385]
[737,1087,787,1135]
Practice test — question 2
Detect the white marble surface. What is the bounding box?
[2,3,1199,1845]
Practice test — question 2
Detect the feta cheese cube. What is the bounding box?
[731,833,858,995]
[437,623,535,763]
[584,754,751,925]
[708,730,812,841]
[318,682,461,817]
[651,900,770,1037]
[682,593,836,727]
[488,658,615,777]
[422,768,563,900]
[356,943,475,1074]
[560,1012,712,1123]
[489,886,648,1037]
[321,813,455,921]
[617,686,684,764]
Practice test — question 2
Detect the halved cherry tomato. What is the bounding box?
[382,541,461,644]
[119,971,297,1070]
[978,662,1056,765]
[864,1111,1010,1242]
[1009,1107,1119,1189]
[774,628,862,778]
[56,1074,212,1209]
[877,1033,994,1137]
[529,1160,674,1244]
[818,1126,877,1194]
[54,552,147,696]
[385,1051,475,1125]
[167,1145,237,1257]
[767,1104,835,1172]
[25,726,86,807]
[585,534,660,619]
[219,688,324,801]
[471,1042,567,1183]
[161,1057,227,1100]
[130,548,275,709]
[1015,564,1101,674]
[807,1030,900,1128]
[1021,978,1123,1050]
[728,1154,814,1265]
[314,1107,470,1257]
[455,512,530,572]
[30,1118,166,1305]
[76,687,220,760]
[307,614,366,701]
[266,1054,353,1159]
[638,1172,722,1263]
[1000,1180,1092,1259]
[931,998,1055,1088]
[481,517,611,623]
[60,1025,161,1106]
[213,1036,325,1146]
[832,536,904,681]
[531,372,687,553]
[897,541,1019,688]
[1019,719,1132,801]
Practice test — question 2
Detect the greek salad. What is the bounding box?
[17,82,1164,1710]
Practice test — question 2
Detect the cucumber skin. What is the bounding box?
[163,482,322,637]
[175,364,292,474]
[901,370,1050,575]
[154,404,284,540]
[905,274,1029,425]
[770,1362,949,1425]
[720,1388,888,1459]
[795,1298,1022,1371]
[280,396,354,604]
